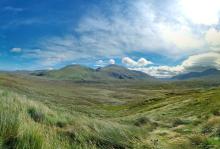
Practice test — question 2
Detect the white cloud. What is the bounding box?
[47,67,54,70]
[95,60,104,67]
[75,0,193,60]
[179,0,220,25]
[70,0,218,60]
[205,28,220,47]
[137,58,153,66]
[11,48,22,53]
[131,66,183,78]
[122,57,153,67]
[122,57,137,67]
[131,52,220,78]
[95,59,115,67]
[159,25,204,53]
[109,59,115,65]
[20,0,220,70]
[181,52,220,71]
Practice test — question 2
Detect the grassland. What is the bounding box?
[0,73,220,148]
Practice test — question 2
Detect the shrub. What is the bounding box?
[213,126,220,137]
[3,137,18,149]
[202,117,220,134]
[202,124,213,134]
[28,107,45,123]
[56,121,67,128]
[134,117,151,127]
[212,109,220,116]
[172,118,188,127]
[190,135,210,149]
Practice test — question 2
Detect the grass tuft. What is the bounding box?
[28,107,45,123]
[134,117,151,127]
[16,127,44,149]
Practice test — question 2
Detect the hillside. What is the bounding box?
[97,64,154,80]
[0,73,220,148]
[172,68,220,80]
[31,64,155,81]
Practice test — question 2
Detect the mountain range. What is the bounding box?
[29,64,220,82]
[171,68,220,80]
[30,64,155,81]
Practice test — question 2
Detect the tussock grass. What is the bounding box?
[0,90,152,148]
[172,118,191,127]
[16,126,44,149]
[28,107,45,122]
[2,74,220,148]
[189,134,211,149]
[0,90,70,148]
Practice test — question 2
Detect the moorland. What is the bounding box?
[0,64,220,148]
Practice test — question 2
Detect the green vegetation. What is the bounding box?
[30,64,154,81]
[0,71,220,148]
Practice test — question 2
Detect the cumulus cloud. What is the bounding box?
[122,57,153,67]
[95,60,104,67]
[11,48,22,53]
[131,52,220,78]
[95,59,115,67]
[109,59,115,65]
[122,57,137,67]
[138,58,153,66]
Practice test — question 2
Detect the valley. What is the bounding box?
[0,65,220,148]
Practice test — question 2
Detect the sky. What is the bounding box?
[1,0,220,77]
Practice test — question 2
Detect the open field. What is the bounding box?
[0,73,220,148]
[2,0,220,148]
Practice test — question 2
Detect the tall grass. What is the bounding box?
[1,80,220,148]
[0,90,151,149]
[0,90,68,149]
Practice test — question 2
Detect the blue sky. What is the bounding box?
[1,0,220,77]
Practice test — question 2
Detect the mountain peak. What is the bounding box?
[62,64,89,69]
[203,68,219,73]
[31,64,155,81]
[97,64,127,71]
[172,68,220,80]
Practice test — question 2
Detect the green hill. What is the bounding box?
[44,65,99,80]
[31,64,155,81]
[97,64,154,80]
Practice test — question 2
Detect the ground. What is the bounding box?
[0,73,220,148]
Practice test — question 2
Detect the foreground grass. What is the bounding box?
[1,74,220,148]
[1,90,220,149]
[0,90,153,149]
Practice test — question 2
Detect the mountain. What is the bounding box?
[33,65,99,80]
[172,68,220,80]
[97,64,154,80]
[31,64,155,81]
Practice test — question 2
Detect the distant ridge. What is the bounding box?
[96,64,153,80]
[172,68,220,80]
[31,64,155,81]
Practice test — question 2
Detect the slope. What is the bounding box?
[31,64,155,81]
[172,68,220,80]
